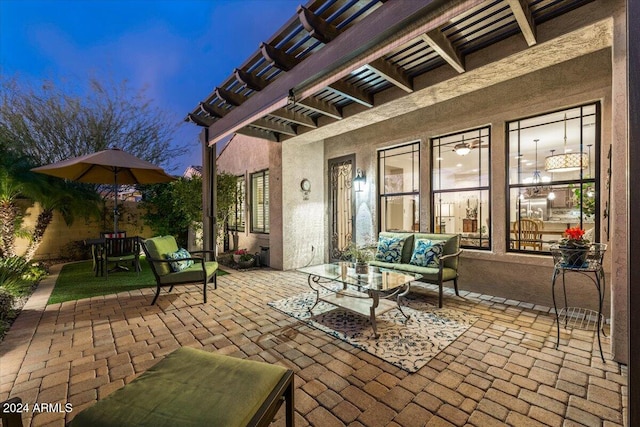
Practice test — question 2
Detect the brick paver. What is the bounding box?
[0,267,628,426]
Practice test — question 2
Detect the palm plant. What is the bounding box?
[0,147,34,257]
[23,177,101,261]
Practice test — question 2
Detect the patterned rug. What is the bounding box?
[268,288,478,373]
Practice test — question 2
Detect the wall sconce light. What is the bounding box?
[354,169,366,192]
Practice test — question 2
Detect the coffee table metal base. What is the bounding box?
[307,275,410,339]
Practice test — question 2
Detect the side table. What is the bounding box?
[550,243,607,362]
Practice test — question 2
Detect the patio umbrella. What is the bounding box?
[32,147,175,233]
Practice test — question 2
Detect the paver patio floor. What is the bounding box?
[0,266,627,426]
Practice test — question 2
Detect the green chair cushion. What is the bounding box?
[144,236,179,276]
[68,347,288,427]
[158,261,219,285]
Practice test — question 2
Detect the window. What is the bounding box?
[251,170,269,233]
[507,103,599,252]
[228,176,245,232]
[378,142,420,233]
[432,127,490,249]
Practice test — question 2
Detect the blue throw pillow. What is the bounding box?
[409,239,446,268]
[375,236,406,263]
[166,248,194,272]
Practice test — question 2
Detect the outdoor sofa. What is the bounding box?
[369,232,462,307]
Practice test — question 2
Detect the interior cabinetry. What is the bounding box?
[550,188,573,208]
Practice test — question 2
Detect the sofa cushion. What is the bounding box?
[158,261,219,285]
[375,235,408,263]
[393,264,458,283]
[410,239,446,268]
[368,260,400,270]
[166,248,194,272]
[414,233,460,269]
[144,236,179,276]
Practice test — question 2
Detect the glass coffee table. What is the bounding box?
[297,262,422,338]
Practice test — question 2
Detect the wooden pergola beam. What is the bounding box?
[207,0,488,145]
[234,68,269,91]
[260,42,301,72]
[366,58,413,93]
[297,5,341,44]
[199,102,228,118]
[215,87,245,107]
[328,80,374,108]
[506,0,537,47]
[251,118,297,136]
[186,113,214,127]
[421,28,465,73]
[238,126,279,142]
[297,97,343,120]
[269,108,318,128]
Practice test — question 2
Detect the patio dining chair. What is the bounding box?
[103,236,141,279]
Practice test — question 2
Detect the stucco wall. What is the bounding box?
[323,49,613,307]
[216,134,274,256]
[14,200,152,261]
[281,140,326,271]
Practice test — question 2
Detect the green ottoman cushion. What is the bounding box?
[68,347,290,427]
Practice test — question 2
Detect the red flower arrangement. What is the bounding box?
[560,226,590,247]
[234,249,248,255]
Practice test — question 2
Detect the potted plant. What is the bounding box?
[233,248,248,264]
[237,252,255,269]
[558,226,591,267]
[344,242,374,274]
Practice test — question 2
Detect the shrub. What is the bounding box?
[0,256,44,296]
[0,256,29,287]
[0,289,15,321]
[61,240,91,261]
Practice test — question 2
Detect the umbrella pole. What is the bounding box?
[114,170,119,234]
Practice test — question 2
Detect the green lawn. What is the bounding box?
[49,257,227,305]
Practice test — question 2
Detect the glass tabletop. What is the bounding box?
[297,262,421,292]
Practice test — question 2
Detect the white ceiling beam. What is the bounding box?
[268,108,318,128]
[208,0,487,145]
[250,118,297,136]
[365,58,414,93]
[420,28,465,73]
[506,0,537,47]
[297,97,343,120]
[328,80,374,108]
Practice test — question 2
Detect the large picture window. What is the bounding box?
[251,170,269,233]
[228,176,245,232]
[378,142,420,233]
[432,127,490,249]
[507,103,599,252]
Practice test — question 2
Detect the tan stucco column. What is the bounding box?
[610,1,628,364]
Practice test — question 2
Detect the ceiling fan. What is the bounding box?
[453,138,488,156]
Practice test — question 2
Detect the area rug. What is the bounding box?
[268,288,478,372]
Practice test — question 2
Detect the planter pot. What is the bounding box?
[238,257,255,269]
[559,244,589,267]
[355,262,369,275]
[233,254,241,263]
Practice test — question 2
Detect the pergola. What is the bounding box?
[185,0,639,422]
[187,0,597,144]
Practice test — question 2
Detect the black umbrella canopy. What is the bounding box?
[32,148,176,232]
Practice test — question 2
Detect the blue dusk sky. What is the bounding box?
[0,0,299,174]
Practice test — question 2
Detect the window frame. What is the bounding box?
[377,141,421,234]
[250,169,269,234]
[506,102,600,254]
[431,126,491,250]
